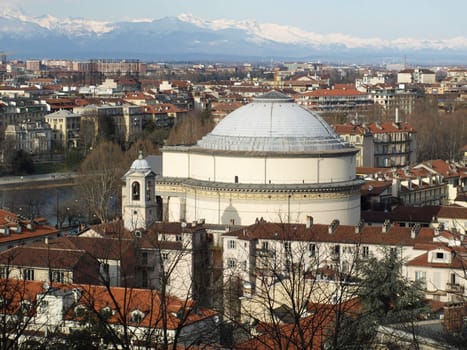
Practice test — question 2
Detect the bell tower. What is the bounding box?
[122,151,157,231]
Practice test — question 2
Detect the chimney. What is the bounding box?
[382,219,391,233]
[355,220,364,234]
[306,216,313,229]
[411,224,421,239]
[328,219,339,234]
[443,302,465,334]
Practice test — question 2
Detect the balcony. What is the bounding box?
[446,283,465,294]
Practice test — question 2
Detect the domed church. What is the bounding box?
[123,91,363,229]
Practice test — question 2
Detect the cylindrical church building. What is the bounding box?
[157,91,362,225]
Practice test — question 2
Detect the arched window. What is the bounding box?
[132,182,140,200]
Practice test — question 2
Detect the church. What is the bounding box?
[122,91,363,230]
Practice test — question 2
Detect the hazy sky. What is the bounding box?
[3,0,466,40]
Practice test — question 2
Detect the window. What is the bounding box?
[334,245,340,255]
[451,272,457,285]
[0,267,8,279]
[261,241,269,252]
[141,252,148,266]
[130,310,144,323]
[100,263,110,282]
[162,252,169,262]
[51,270,65,283]
[176,234,182,241]
[436,252,444,260]
[142,270,148,288]
[227,240,236,249]
[132,182,140,201]
[415,271,426,288]
[23,269,34,281]
[362,246,369,258]
[227,258,237,268]
[146,181,151,200]
[308,243,316,257]
[284,241,291,254]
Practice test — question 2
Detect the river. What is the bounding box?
[0,185,77,227]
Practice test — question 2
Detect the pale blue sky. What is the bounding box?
[3,0,466,40]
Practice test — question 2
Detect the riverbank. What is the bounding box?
[0,172,78,190]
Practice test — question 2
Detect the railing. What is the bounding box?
[446,283,465,294]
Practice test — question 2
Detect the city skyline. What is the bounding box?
[2,0,466,41]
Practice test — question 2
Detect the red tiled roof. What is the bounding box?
[0,209,59,245]
[361,180,392,196]
[0,246,91,269]
[301,87,366,97]
[406,251,466,269]
[71,284,217,329]
[236,298,361,350]
[225,222,434,247]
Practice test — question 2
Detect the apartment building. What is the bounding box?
[397,68,436,85]
[334,119,417,168]
[44,109,81,150]
[0,98,50,130]
[294,85,373,113]
[4,120,52,154]
[222,220,467,310]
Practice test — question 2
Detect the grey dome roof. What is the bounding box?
[130,151,151,171]
[197,91,349,152]
[123,151,153,178]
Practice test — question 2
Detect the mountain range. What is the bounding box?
[1,8,466,64]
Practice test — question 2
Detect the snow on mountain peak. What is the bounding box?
[0,7,466,54]
[30,14,114,36]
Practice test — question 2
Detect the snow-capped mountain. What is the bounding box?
[0,7,466,62]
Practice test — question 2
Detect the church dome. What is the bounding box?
[197,91,348,153]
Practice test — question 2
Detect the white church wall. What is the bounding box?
[166,152,356,185]
[162,152,189,177]
[213,155,265,183]
[178,192,361,226]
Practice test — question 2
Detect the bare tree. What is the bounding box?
[0,258,61,350]
[222,222,363,349]
[165,112,214,146]
[56,221,220,349]
[77,141,128,224]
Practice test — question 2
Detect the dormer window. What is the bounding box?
[100,306,113,318]
[132,182,140,201]
[130,309,145,323]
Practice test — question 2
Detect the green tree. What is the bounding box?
[329,249,428,349]
[7,150,34,175]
